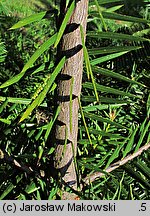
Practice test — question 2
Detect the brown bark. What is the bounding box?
[52,0,88,194]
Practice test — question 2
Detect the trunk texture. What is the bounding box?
[52,0,88,195]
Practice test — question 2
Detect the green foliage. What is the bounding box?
[0,0,150,200]
[0,41,7,63]
[54,0,75,48]
[9,11,47,29]
[0,34,57,88]
[19,57,65,122]
[1,0,46,17]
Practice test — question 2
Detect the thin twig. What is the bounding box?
[83,142,150,185]
[0,149,33,175]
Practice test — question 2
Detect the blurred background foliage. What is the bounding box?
[0,0,150,200]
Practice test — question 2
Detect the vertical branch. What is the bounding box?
[52,0,88,194]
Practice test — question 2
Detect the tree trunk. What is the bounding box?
[52,0,88,197]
